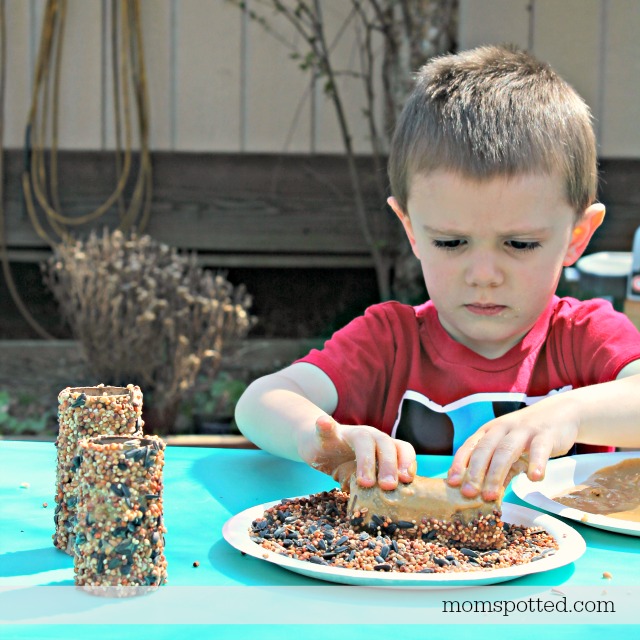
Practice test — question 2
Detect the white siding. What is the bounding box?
[135,0,173,150]
[530,0,602,139]
[599,0,640,156]
[173,0,243,151]
[56,0,103,149]
[243,0,311,152]
[458,0,531,50]
[312,0,384,154]
[4,0,34,149]
[2,0,639,157]
[459,0,640,158]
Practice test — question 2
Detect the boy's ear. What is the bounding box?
[563,203,606,266]
[388,197,420,259]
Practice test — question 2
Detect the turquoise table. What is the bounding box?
[1,440,638,638]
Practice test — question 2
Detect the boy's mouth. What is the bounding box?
[465,303,508,316]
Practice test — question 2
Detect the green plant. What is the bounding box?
[0,390,53,436]
[190,373,248,420]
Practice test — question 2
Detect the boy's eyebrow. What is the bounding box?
[422,224,554,236]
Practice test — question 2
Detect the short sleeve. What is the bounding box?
[553,298,640,385]
[296,302,410,427]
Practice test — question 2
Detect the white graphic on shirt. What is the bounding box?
[391,386,573,453]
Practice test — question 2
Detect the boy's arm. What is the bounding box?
[234,362,416,489]
[447,361,640,501]
[235,362,338,461]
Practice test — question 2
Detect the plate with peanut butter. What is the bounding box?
[512,451,640,536]
[223,493,585,587]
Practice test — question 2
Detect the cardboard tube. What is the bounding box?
[333,461,502,527]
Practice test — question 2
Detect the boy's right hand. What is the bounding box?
[297,414,417,491]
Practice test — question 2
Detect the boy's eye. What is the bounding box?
[506,240,542,251]
[432,239,466,251]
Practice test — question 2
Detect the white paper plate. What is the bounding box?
[512,451,640,536]
[223,499,585,587]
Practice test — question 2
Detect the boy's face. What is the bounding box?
[390,171,604,359]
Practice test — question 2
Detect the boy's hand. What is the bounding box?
[446,397,579,501]
[298,415,417,490]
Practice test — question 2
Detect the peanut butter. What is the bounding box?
[555,458,640,522]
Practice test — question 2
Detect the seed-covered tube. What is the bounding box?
[74,434,167,596]
[54,385,143,554]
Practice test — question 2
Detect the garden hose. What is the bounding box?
[0,0,152,338]
[23,0,152,240]
[0,0,54,338]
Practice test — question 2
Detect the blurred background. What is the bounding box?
[1,0,638,442]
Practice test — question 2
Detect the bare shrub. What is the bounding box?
[43,229,255,432]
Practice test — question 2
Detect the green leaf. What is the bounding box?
[0,390,10,414]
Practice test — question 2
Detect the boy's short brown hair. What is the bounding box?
[388,45,597,216]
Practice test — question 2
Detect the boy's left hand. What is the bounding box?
[446,395,580,500]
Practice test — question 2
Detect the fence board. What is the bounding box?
[2,151,388,266]
[5,152,638,267]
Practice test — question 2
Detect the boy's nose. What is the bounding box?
[464,253,504,287]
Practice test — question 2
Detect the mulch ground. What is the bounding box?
[0,341,88,434]
[0,337,321,439]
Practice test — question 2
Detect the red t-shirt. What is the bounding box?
[298,297,640,454]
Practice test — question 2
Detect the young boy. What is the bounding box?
[235,44,640,502]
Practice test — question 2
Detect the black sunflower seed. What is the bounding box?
[111,484,125,497]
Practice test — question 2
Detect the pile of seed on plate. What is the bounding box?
[74,435,168,595]
[250,489,558,574]
[53,385,143,554]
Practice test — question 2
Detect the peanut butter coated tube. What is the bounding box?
[334,462,503,526]
[348,474,503,526]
